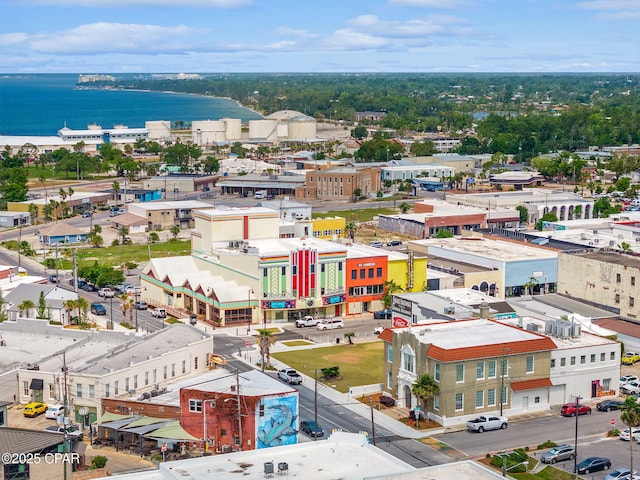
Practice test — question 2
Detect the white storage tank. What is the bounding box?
[145,120,171,141]
[249,119,278,142]
[289,116,317,140]
[222,118,242,140]
[192,120,227,145]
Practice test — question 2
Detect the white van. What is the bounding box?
[316,317,344,330]
[255,190,268,199]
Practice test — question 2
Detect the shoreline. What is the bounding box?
[75,84,265,119]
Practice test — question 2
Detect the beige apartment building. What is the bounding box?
[558,250,640,321]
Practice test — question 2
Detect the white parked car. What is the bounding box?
[316,318,344,330]
[44,404,64,419]
[620,428,640,441]
[621,381,640,395]
[620,375,639,385]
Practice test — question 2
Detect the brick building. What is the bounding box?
[296,166,381,202]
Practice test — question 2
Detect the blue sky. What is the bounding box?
[1,0,640,73]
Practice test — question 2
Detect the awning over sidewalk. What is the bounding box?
[144,421,200,442]
[510,378,553,391]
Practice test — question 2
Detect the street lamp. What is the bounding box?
[134,292,139,332]
[247,289,253,335]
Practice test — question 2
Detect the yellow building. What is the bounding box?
[388,251,427,292]
[312,216,346,240]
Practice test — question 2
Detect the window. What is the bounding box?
[171,364,176,377]
[145,372,149,386]
[292,266,297,274]
[310,264,315,273]
[580,355,586,364]
[475,390,483,408]
[560,357,566,367]
[321,264,325,273]
[114,381,119,395]
[488,360,496,378]
[76,384,83,398]
[456,364,464,382]
[455,393,463,411]
[282,267,286,275]
[433,393,440,410]
[387,344,393,363]
[402,346,415,373]
[550,359,556,368]
[360,269,365,279]
[526,355,534,373]
[338,262,343,271]
[134,375,138,389]
[387,371,393,389]
[534,396,540,404]
[611,351,616,360]
[163,366,168,380]
[189,399,202,412]
[182,360,186,374]
[194,357,199,369]
[632,277,636,286]
[501,358,509,378]
[600,352,606,362]
[476,362,485,380]
[263,269,268,278]
[368,268,374,278]
[616,273,621,283]
[23,381,28,396]
[105,384,110,397]
[501,386,507,405]
[49,384,55,399]
[125,378,130,392]
[153,369,157,383]
[615,294,620,304]
[351,270,357,280]
[631,297,635,307]
[590,354,596,363]
[603,378,611,390]
[434,363,440,382]
[570,356,576,366]
[377,267,382,277]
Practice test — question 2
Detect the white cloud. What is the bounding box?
[0,33,29,47]
[575,0,640,17]
[274,27,319,39]
[28,23,206,54]
[24,0,251,6]
[322,29,390,50]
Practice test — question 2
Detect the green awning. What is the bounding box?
[143,421,200,441]
[124,416,172,429]
[94,412,136,425]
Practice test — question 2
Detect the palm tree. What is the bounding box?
[170,225,180,240]
[412,374,439,412]
[18,300,35,318]
[256,329,277,372]
[118,226,129,244]
[118,294,131,324]
[62,299,78,325]
[76,297,89,323]
[112,181,120,206]
[621,395,640,477]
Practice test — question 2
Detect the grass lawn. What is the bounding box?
[511,466,576,480]
[312,208,399,223]
[281,340,314,347]
[36,240,191,269]
[272,341,384,393]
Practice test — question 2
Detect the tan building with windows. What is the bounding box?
[379,318,556,427]
[557,251,640,321]
[296,166,381,202]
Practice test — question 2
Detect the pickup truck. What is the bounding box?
[98,287,115,298]
[278,368,303,385]
[466,415,508,433]
[295,316,320,328]
[44,424,84,441]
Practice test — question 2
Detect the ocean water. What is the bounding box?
[0,74,263,136]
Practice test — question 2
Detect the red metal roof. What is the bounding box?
[510,378,553,391]
[426,337,556,362]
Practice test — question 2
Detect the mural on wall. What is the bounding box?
[256,395,297,448]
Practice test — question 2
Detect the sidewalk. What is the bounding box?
[212,320,439,440]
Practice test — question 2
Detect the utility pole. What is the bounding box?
[314,370,319,441]
[61,350,69,480]
[72,250,78,293]
[574,395,582,480]
[235,370,242,451]
[369,396,376,446]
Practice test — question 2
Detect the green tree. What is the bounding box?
[535,212,558,230]
[36,291,49,319]
[435,229,453,238]
[516,205,528,224]
[398,202,410,214]
[0,289,7,323]
[351,126,367,140]
[410,139,437,156]
[118,226,129,244]
[382,280,402,308]
[169,225,181,240]
[112,181,120,206]
[149,232,160,243]
[343,332,355,345]
[621,395,640,478]
[412,374,439,411]
[77,297,90,323]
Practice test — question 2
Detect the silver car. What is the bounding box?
[540,444,575,464]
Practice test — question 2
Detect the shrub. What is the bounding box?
[321,366,340,379]
[537,440,556,450]
[91,455,108,469]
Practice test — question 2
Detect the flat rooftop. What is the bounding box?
[570,250,640,269]
[130,201,213,210]
[103,432,416,480]
[415,237,558,261]
[346,243,408,261]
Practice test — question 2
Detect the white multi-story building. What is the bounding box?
[0,319,212,425]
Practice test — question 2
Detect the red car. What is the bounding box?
[560,403,592,416]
